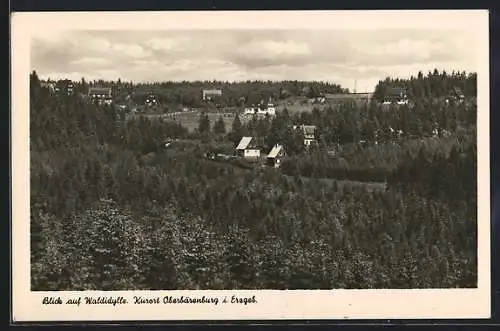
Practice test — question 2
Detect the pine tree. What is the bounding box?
[213,116,226,135]
[229,114,244,145]
[198,112,211,133]
[232,113,242,133]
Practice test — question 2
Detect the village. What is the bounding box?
[37,80,464,176]
[37,77,468,175]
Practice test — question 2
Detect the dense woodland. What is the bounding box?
[373,69,477,102]
[31,70,477,290]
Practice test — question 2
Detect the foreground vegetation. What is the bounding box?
[30,70,477,290]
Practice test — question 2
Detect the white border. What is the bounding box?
[11,10,490,321]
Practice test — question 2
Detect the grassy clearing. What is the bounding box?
[135,111,251,132]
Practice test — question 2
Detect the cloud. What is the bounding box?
[83,37,113,53]
[232,39,312,68]
[145,37,189,52]
[31,29,477,91]
[71,57,111,67]
[112,43,149,58]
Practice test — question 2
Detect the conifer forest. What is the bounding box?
[30,69,478,290]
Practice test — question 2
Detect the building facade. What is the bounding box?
[88,87,113,105]
[40,81,55,93]
[293,125,317,146]
[202,89,222,101]
[382,87,408,104]
[244,103,276,117]
[266,144,285,168]
[55,79,74,96]
[236,136,261,160]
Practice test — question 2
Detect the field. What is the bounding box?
[130,110,251,132]
[127,93,375,130]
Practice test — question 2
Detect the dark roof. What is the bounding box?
[302,125,316,136]
[55,79,73,88]
[452,86,464,95]
[386,87,407,96]
[202,89,222,94]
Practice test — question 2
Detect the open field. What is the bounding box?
[130,111,251,132]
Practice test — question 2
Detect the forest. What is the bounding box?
[30,69,477,290]
[372,69,477,102]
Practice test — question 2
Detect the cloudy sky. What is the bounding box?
[31,29,477,92]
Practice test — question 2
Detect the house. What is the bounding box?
[293,124,317,146]
[383,87,408,104]
[244,106,257,115]
[256,103,276,116]
[235,136,261,160]
[88,87,113,105]
[40,81,55,93]
[445,87,465,106]
[55,79,74,96]
[452,86,465,98]
[244,102,276,116]
[202,89,222,101]
[145,94,158,107]
[309,96,326,104]
[451,86,465,102]
[115,104,128,111]
[266,144,285,168]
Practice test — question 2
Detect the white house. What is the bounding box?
[263,103,276,116]
[293,124,317,146]
[236,136,261,160]
[244,107,256,115]
[244,104,276,116]
[266,144,284,168]
[40,81,55,93]
[88,87,113,105]
[202,89,222,101]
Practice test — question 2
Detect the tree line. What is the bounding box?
[43,76,348,109]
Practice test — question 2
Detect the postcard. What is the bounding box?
[11,10,490,321]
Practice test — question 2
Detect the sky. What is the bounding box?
[31,29,478,92]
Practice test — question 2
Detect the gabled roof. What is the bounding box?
[452,86,464,96]
[267,144,283,158]
[294,124,316,135]
[202,89,222,93]
[386,87,407,97]
[236,137,253,150]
